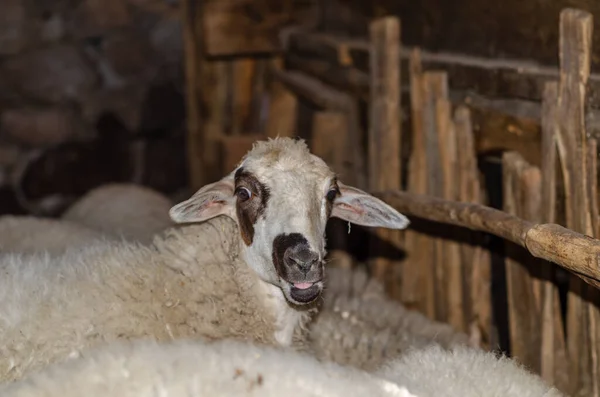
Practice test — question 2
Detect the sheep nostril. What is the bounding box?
[286,248,320,273]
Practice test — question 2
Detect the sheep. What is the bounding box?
[0,137,410,383]
[61,183,174,244]
[308,266,473,371]
[375,344,565,397]
[0,215,117,255]
[0,218,474,376]
[0,338,418,397]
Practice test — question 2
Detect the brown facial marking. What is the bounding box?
[325,178,340,219]
[234,167,270,246]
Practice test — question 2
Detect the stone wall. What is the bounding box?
[0,0,188,216]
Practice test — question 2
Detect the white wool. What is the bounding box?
[0,217,313,383]
[308,266,472,371]
[0,215,117,255]
[62,183,174,244]
[0,338,417,397]
[375,344,565,397]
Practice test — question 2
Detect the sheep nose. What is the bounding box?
[285,247,320,274]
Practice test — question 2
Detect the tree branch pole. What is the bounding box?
[374,189,600,288]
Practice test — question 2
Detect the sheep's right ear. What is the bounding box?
[169,173,236,224]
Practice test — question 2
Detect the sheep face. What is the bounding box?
[169,138,410,306]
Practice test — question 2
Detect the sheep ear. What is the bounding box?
[169,174,236,224]
[331,182,410,229]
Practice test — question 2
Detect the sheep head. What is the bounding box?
[169,137,409,306]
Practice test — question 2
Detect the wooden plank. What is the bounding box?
[284,30,600,109]
[539,81,569,392]
[272,69,354,111]
[182,0,205,190]
[556,9,595,397]
[220,134,265,172]
[265,57,298,138]
[402,49,436,318]
[271,67,367,189]
[311,110,353,270]
[231,58,257,135]
[318,0,600,70]
[367,16,403,294]
[423,71,449,322]
[436,90,464,331]
[502,151,543,374]
[202,0,317,56]
[586,138,600,397]
[454,105,492,348]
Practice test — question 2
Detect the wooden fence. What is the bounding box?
[183,2,600,396]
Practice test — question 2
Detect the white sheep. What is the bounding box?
[61,183,174,244]
[0,137,409,382]
[308,266,473,371]
[0,215,116,255]
[0,338,418,397]
[375,344,565,397]
[0,217,473,376]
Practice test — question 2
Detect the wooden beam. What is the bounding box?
[318,0,600,70]
[265,57,298,138]
[539,81,569,392]
[202,0,317,56]
[373,189,600,290]
[311,110,354,270]
[284,30,600,108]
[555,9,596,396]
[272,68,368,188]
[502,151,542,375]
[367,16,403,292]
[271,69,355,111]
[454,105,493,349]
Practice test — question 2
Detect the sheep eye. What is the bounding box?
[326,188,338,202]
[236,187,252,202]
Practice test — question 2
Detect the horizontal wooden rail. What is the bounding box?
[374,190,600,289]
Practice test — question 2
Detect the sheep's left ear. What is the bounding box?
[331,182,410,229]
[169,173,236,224]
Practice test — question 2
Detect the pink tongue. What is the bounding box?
[293,282,314,290]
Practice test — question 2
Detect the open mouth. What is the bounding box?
[288,281,322,304]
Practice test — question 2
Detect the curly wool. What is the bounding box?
[308,266,472,371]
[0,216,313,383]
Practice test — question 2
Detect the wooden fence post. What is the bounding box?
[368,16,403,295]
[556,8,597,396]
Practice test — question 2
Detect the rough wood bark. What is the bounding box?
[367,16,403,293]
[556,9,596,396]
[373,189,600,289]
